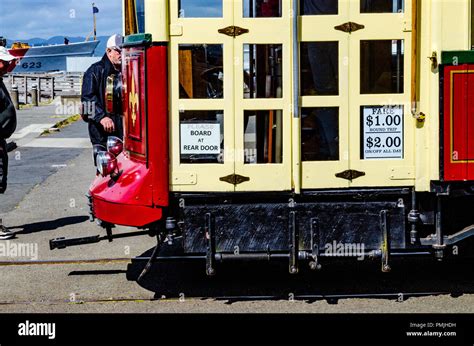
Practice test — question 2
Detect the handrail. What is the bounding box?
[411,0,419,116]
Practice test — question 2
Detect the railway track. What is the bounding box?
[0,256,465,304]
[0,258,132,266]
[0,291,455,306]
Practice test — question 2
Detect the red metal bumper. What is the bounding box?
[92,197,162,227]
[89,153,163,228]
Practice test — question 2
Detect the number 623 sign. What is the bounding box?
[21,61,42,69]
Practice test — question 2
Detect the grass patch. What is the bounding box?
[18,100,52,109]
[41,114,81,136]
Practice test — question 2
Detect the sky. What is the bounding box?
[0,0,122,40]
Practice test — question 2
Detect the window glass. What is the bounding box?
[180,111,224,164]
[360,0,404,13]
[136,0,145,33]
[472,0,474,49]
[360,40,404,94]
[301,107,339,161]
[244,110,283,164]
[125,0,144,35]
[179,0,222,18]
[301,42,339,96]
[244,0,282,17]
[179,44,223,99]
[244,44,283,99]
[300,0,338,15]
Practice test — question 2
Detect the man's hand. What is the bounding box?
[100,117,115,133]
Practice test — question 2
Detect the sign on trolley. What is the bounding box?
[180,122,221,155]
[362,105,404,160]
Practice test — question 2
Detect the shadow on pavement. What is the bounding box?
[125,245,474,303]
[9,215,90,235]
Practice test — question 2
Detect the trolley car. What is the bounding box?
[51,0,474,276]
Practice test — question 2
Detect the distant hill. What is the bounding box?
[5,36,109,57]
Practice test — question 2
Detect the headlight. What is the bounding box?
[107,136,123,156]
[96,151,118,177]
[93,144,106,165]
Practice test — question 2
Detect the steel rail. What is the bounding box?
[0,250,434,267]
[0,291,456,306]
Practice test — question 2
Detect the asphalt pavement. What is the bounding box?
[0,103,473,313]
[1,102,88,215]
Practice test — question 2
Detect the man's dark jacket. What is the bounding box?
[0,77,17,193]
[81,54,123,148]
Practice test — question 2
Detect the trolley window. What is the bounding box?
[301,42,339,96]
[360,40,404,94]
[301,107,339,161]
[179,44,224,99]
[243,44,283,99]
[136,0,145,33]
[300,0,338,15]
[244,0,282,18]
[178,0,223,18]
[360,0,404,13]
[472,0,474,49]
[244,110,283,164]
[124,0,145,35]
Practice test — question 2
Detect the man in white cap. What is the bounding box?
[0,46,18,239]
[81,34,124,164]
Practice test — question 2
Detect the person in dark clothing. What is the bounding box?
[0,46,17,240]
[81,34,123,165]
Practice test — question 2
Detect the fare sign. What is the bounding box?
[362,106,404,160]
[180,123,221,155]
